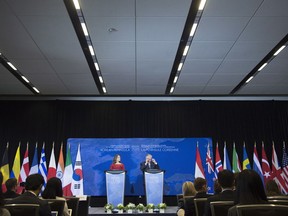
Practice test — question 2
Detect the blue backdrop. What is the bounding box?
[68,138,213,196]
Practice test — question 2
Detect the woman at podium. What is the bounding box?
[110,154,125,170]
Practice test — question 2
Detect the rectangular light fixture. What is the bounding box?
[190,23,198,37]
[73,0,80,10]
[245,76,253,83]
[33,87,40,93]
[81,23,89,36]
[94,62,99,71]
[170,87,174,93]
[102,86,107,93]
[183,45,189,56]
[21,76,30,83]
[199,0,207,10]
[173,76,178,83]
[273,45,286,56]
[258,62,267,71]
[177,63,183,71]
[88,45,95,56]
[7,62,17,70]
[99,76,103,83]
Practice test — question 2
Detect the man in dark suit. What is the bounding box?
[3,178,20,198]
[181,177,212,216]
[140,154,160,172]
[204,170,235,216]
[6,173,52,216]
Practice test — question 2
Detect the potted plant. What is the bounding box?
[104,203,114,214]
[126,203,136,213]
[136,203,145,213]
[117,203,125,213]
[146,203,155,213]
[157,203,167,213]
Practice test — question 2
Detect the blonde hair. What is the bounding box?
[182,181,196,197]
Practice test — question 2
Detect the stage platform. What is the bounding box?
[88,206,178,216]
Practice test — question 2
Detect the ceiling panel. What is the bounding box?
[0,65,32,95]
[1,0,288,98]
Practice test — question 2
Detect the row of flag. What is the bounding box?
[195,142,288,194]
[0,142,84,196]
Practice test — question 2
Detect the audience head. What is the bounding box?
[25,173,44,195]
[217,170,234,189]
[213,179,222,195]
[235,169,267,204]
[113,154,121,163]
[194,177,207,193]
[0,172,3,203]
[5,178,18,192]
[42,177,63,199]
[182,181,196,197]
[265,179,281,196]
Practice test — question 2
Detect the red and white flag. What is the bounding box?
[18,143,30,193]
[194,143,205,178]
[271,142,288,193]
[281,142,288,192]
[47,143,57,180]
[261,142,271,184]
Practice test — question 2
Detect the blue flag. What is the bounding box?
[29,143,39,175]
[38,143,48,186]
[223,143,232,171]
[205,143,217,193]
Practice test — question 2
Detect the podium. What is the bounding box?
[105,170,126,207]
[144,169,165,205]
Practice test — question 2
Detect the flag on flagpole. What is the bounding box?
[18,142,29,193]
[71,144,84,195]
[232,142,241,173]
[1,143,10,187]
[253,142,264,183]
[223,142,231,171]
[243,142,251,170]
[281,142,288,191]
[261,142,271,184]
[38,142,48,186]
[215,143,223,176]
[29,143,39,175]
[63,143,73,196]
[10,142,21,179]
[56,143,65,182]
[205,142,216,193]
[194,143,205,179]
[271,142,287,194]
[47,142,57,180]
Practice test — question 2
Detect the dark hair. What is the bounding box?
[112,154,120,164]
[0,172,4,207]
[5,178,18,191]
[265,179,281,196]
[25,174,44,191]
[194,177,207,192]
[235,169,267,204]
[217,170,234,188]
[42,177,63,199]
[213,179,222,195]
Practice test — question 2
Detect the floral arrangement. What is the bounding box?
[146,203,155,210]
[157,203,167,209]
[136,203,145,211]
[117,204,125,210]
[104,203,114,211]
[126,203,136,210]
